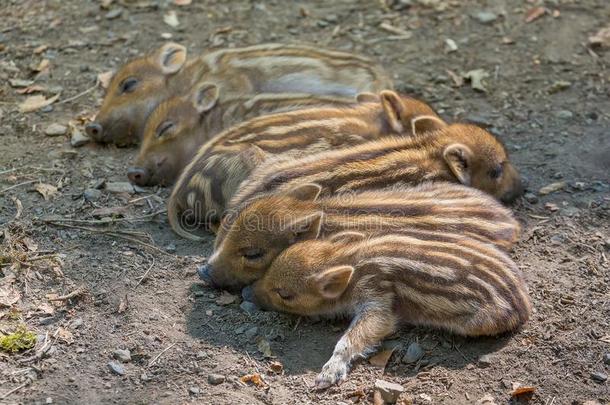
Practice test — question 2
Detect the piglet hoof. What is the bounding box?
[314,358,348,390]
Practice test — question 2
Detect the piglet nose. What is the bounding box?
[127,166,150,186]
[197,264,214,284]
[85,122,103,140]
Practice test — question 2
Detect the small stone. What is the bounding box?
[165,243,176,253]
[473,11,498,24]
[240,301,258,313]
[70,318,83,329]
[196,350,207,359]
[41,105,54,113]
[571,181,587,191]
[591,371,607,382]
[402,342,424,364]
[478,354,493,367]
[188,386,200,395]
[419,393,433,402]
[160,32,173,39]
[244,326,259,339]
[84,188,102,202]
[113,349,131,363]
[555,110,573,119]
[105,182,135,194]
[44,123,67,137]
[140,373,150,381]
[523,192,538,204]
[71,128,90,147]
[603,353,610,365]
[207,373,225,385]
[107,361,125,375]
[374,379,404,403]
[539,181,566,195]
[45,398,53,404]
[105,8,122,19]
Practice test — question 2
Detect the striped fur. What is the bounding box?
[203,182,520,290]
[230,122,523,209]
[133,92,356,186]
[247,232,531,388]
[167,92,441,240]
[93,42,393,145]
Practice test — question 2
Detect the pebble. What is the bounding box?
[402,342,424,364]
[478,354,494,367]
[84,188,102,202]
[473,11,498,24]
[591,371,607,382]
[603,353,610,365]
[188,386,200,395]
[571,181,587,191]
[539,181,566,196]
[71,128,90,147]
[207,373,225,385]
[107,361,125,375]
[196,350,207,359]
[44,123,67,137]
[105,182,135,194]
[555,110,573,119]
[41,105,54,113]
[240,301,258,313]
[374,379,404,403]
[140,373,150,381]
[244,326,259,339]
[165,243,176,253]
[105,8,122,19]
[113,349,131,363]
[523,192,539,204]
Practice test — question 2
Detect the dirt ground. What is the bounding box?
[1,0,609,404]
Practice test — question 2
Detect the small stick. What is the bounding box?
[292,316,302,331]
[0,381,29,400]
[148,342,178,367]
[11,197,22,220]
[48,286,87,302]
[0,168,17,175]
[133,257,155,290]
[56,83,98,105]
[0,180,37,195]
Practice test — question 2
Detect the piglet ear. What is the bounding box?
[328,231,366,244]
[313,265,354,299]
[286,183,322,202]
[285,211,324,243]
[192,82,219,113]
[356,92,379,103]
[380,90,408,133]
[155,43,187,75]
[443,143,473,186]
[240,145,268,168]
[411,115,446,136]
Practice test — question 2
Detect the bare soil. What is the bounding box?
[0,1,609,404]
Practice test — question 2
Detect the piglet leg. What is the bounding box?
[315,307,397,389]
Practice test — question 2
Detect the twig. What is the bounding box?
[11,197,22,220]
[0,381,29,400]
[148,342,178,367]
[0,180,37,195]
[0,168,17,175]
[56,83,98,105]
[43,210,167,226]
[18,332,52,364]
[133,256,155,290]
[48,286,87,302]
[292,316,302,331]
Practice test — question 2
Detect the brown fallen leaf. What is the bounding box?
[215,291,237,306]
[512,386,536,397]
[174,0,192,5]
[525,7,547,23]
[33,45,48,54]
[369,348,395,369]
[91,206,127,219]
[33,59,50,73]
[22,237,38,252]
[16,85,47,94]
[446,69,464,87]
[589,27,610,48]
[35,183,58,200]
[257,336,272,357]
[164,11,180,28]
[37,302,55,315]
[268,360,283,374]
[97,70,114,90]
[240,373,266,387]
[19,94,60,113]
[0,286,21,307]
[117,294,129,314]
[544,202,559,212]
[55,327,74,344]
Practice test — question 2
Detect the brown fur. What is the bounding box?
[90,42,393,145]
[203,182,520,290]
[247,232,531,388]
[167,91,441,240]
[132,92,356,186]
[230,122,523,209]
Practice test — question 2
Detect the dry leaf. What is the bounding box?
[34,59,50,72]
[589,27,610,48]
[164,11,180,28]
[97,70,114,89]
[19,94,60,113]
[240,373,266,387]
[268,361,283,374]
[512,386,536,397]
[0,286,21,307]
[464,69,489,92]
[37,302,55,315]
[35,183,58,200]
[257,336,272,357]
[173,0,192,5]
[33,45,48,54]
[117,294,128,313]
[446,69,463,87]
[369,348,395,368]
[215,291,237,306]
[9,79,34,88]
[22,237,38,252]
[525,7,547,23]
[16,85,47,94]
[55,327,74,344]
